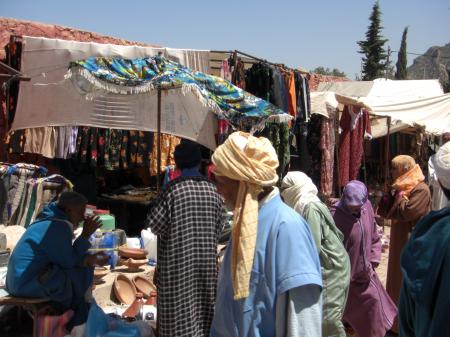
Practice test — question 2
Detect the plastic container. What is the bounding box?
[100,232,118,269]
[89,231,118,269]
[126,237,142,249]
[94,209,116,231]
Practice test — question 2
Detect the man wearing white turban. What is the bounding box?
[399,141,450,336]
[428,131,450,210]
[210,132,322,337]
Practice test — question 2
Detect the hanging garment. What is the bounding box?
[307,115,323,188]
[320,114,336,197]
[245,63,273,102]
[285,71,297,119]
[23,127,57,159]
[220,60,232,82]
[271,68,289,112]
[149,134,181,176]
[54,126,77,159]
[232,59,246,89]
[105,129,123,170]
[255,123,290,178]
[146,176,226,337]
[6,130,26,155]
[338,106,372,187]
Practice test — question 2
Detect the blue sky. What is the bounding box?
[2,0,449,79]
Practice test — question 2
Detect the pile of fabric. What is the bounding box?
[0,163,73,227]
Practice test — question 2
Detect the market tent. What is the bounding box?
[310,91,338,118]
[11,36,289,150]
[316,79,449,137]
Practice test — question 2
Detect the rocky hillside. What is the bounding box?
[407,43,450,87]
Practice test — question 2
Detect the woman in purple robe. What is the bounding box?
[331,180,397,337]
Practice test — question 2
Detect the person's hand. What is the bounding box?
[84,252,109,267]
[81,215,102,239]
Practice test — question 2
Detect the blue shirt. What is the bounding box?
[210,194,322,337]
[6,203,90,302]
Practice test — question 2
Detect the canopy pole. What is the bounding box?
[384,117,392,191]
[334,109,341,198]
[157,87,162,192]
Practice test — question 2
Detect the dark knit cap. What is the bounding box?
[57,191,88,208]
[174,140,202,170]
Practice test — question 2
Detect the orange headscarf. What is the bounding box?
[392,155,424,198]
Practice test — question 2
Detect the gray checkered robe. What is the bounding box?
[146,176,226,337]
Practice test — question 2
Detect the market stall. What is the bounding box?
[309,78,450,198]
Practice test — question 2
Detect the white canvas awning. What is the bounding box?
[11,36,218,149]
[315,79,449,137]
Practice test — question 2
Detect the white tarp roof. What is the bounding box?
[310,91,338,118]
[11,36,218,149]
[315,79,449,137]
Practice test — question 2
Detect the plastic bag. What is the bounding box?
[141,229,157,261]
[85,301,140,337]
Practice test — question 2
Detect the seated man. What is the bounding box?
[210,132,323,337]
[6,192,107,329]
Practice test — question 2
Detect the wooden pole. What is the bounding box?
[384,117,392,191]
[156,87,162,192]
[334,109,341,198]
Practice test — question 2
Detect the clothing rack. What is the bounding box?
[210,49,296,72]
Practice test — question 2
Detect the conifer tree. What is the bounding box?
[395,27,408,79]
[357,1,389,80]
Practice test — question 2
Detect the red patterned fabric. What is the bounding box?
[338,106,371,187]
[320,113,336,197]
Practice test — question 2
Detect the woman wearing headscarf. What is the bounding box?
[281,172,350,337]
[331,180,397,337]
[383,155,431,314]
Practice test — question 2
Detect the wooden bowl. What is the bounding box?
[118,247,147,260]
[113,274,137,305]
[122,258,148,272]
[133,275,156,298]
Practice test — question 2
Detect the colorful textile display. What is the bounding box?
[149,134,181,176]
[67,55,290,130]
[10,174,73,227]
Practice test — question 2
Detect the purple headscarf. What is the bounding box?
[338,180,368,210]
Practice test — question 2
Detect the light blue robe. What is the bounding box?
[6,202,93,327]
[210,194,322,337]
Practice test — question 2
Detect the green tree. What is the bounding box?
[357,1,389,80]
[311,66,346,78]
[395,27,408,79]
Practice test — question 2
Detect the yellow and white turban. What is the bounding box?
[212,132,279,299]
